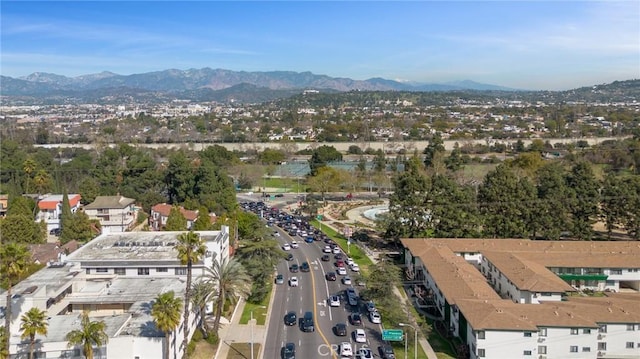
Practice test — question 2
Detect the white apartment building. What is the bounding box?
[402,239,640,359]
[1,227,230,359]
[84,195,136,233]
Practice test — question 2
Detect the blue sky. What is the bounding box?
[1,1,638,90]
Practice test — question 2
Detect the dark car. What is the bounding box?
[275,194,285,198]
[286,253,294,261]
[49,227,62,236]
[301,311,314,332]
[282,342,295,359]
[290,264,299,273]
[300,262,310,272]
[349,313,362,326]
[335,253,344,260]
[284,311,297,326]
[305,236,314,243]
[321,254,330,262]
[378,345,396,359]
[325,272,337,281]
[334,323,347,336]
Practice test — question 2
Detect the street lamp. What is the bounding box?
[250,306,267,359]
[399,322,417,359]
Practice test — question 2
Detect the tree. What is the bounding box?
[257,148,285,165]
[236,239,285,303]
[192,206,212,231]
[308,145,342,176]
[165,206,187,231]
[20,308,49,359]
[65,311,108,359]
[190,280,215,336]
[566,162,600,240]
[601,174,640,239]
[151,291,183,359]
[175,231,206,359]
[531,163,571,240]
[0,326,7,359]
[60,210,95,244]
[306,167,345,203]
[361,259,401,301]
[32,170,52,196]
[203,258,251,334]
[1,242,31,355]
[430,175,480,238]
[423,133,445,168]
[0,214,45,244]
[445,143,464,172]
[22,158,37,194]
[60,191,73,233]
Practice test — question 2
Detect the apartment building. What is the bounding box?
[401,239,640,359]
[84,195,136,233]
[1,227,230,359]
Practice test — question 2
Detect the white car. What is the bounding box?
[337,267,347,275]
[329,295,341,307]
[323,246,332,253]
[289,277,299,287]
[354,328,367,343]
[369,310,381,324]
[350,263,360,272]
[339,342,353,357]
[290,241,299,249]
[346,257,355,266]
[357,348,373,359]
[341,276,352,285]
[282,243,291,251]
[333,247,341,254]
[273,231,281,237]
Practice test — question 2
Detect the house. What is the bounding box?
[401,238,640,359]
[1,227,230,359]
[35,194,82,232]
[149,204,198,230]
[84,195,136,233]
[29,240,80,265]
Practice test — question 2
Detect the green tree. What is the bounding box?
[361,259,401,301]
[165,206,187,231]
[78,178,100,205]
[20,307,49,359]
[306,167,344,203]
[1,243,30,356]
[445,143,464,172]
[566,162,600,240]
[203,258,251,334]
[65,311,108,359]
[258,148,285,165]
[60,191,73,233]
[175,231,206,359]
[308,145,342,176]
[192,206,212,231]
[190,280,215,335]
[164,150,195,204]
[0,325,7,359]
[430,175,480,237]
[151,291,183,359]
[22,158,37,194]
[60,211,95,244]
[236,239,285,303]
[373,150,386,173]
[32,170,52,196]
[602,174,640,239]
[531,163,571,239]
[423,133,445,168]
[0,214,44,244]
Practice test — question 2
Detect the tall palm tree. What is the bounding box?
[0,242,30,356]
[236,238,285,266]
[20,308,49,359]
[151,291,183,359]
[65,311,108,359]
[190,280,215,336]
[175,231,206,359]
[202,258,251,333]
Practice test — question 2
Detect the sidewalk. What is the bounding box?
[214,297,268,359]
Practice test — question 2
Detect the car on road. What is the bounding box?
[334,323,347,336]
[305,236,314,243]
[346,257,355,266]
[284,311,297,326]
[300,261,310,272]
[275,274,284,284]
[365,301,376,312]
[289,264,299,273]
[348,295,359,306]
[350,263,361,272]
[378,345,396,359]
[326,272,337,281]
[273,231,281,237]
[290,241,299,248]
[282,342,295,359]
[339,342,353,357]
[289,276,299,287]
[282,243,291,251]
[346,287,357,297]
[369,310,381,324]
[323,246,332,253]
[335,253,344,260]
[49,227,62,236]
[341,276,352,285]
[275,193,284,198]
[357,348,373,359]
[349,313,362,326]
[329,295,340,307]
[354,328,367,343]
[321,254,330,261]
[333,247,341,254]
[285,253,294,261]
[336,259,345,267]
[301,311,314,332]
[337,267,347,275]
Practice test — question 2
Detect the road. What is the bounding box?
[249,200,386,359]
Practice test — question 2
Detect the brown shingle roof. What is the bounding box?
[151,203,199,221]
[84,195,135,209]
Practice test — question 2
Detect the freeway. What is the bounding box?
[248,201,387,359]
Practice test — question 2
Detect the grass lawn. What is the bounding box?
[239,291,271,325]
[190,341,217,359]
[227,343,260,359]
[262,176,306,193]
[310,219,374,268]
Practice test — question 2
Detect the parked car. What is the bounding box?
[289,276,299,287]
[275,274,284,284]
[349,313,362,325]
[334,323,347,336]
[49,227,62,236]
[282,342,295,359]
[284,311,297,326]
[354,328,367,343]
[378,345,396,359]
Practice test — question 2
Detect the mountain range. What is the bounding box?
[0,68,516,101]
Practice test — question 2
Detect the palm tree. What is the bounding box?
[65,311,108,359]
[190,280,215,336]
[151,291,183,359]
[0,326,8,359]
[20,308,49,359]
[203,258,251,334]
[22,158,37,194]
[236,238,285,267]
[0,242,30,356]
[175,231,206,359]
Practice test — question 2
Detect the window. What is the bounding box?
[96,268,108,273]
[86,268,91,274]
[570,328,579,335]
[626,342,635,349]
[583,329,591,334]
[538,346,547,354]
[626,324,636,331]
[523,350,531,355]
[539,328,547,337]
[582,347,590,352]
[114,268,125,275]
[524,332,532,337]
[477,349,485,357]
[598,342,607,351]
[156,267,168,273]
[175,268,187,275]
[570,346,578,353]
[599,325,607,333]
[610,269,622,275]
[477,331,485,339]
[137,268,149,275]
